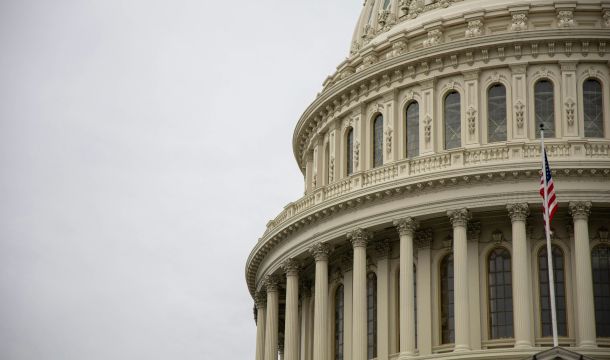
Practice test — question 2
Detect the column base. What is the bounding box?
[398,351,418,360]
[514,341,532,349]
[577,340,597,349]
[453,344,471,352]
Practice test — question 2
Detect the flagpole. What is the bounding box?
[540,123,559,347]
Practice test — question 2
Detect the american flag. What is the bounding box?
[539,150,558,223]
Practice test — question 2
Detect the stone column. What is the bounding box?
[348,228,371,360]
[570,201,597,348]
[507,203,533,348]
[255,292,267,360]
[300,284,312,360]
[448,209,471,352]
[376,240,391,360]
[341,254,354,360]
[394,217,419,355]
[310,242,331,360]
[282,259,300,360]
[416,229,433,355]
[264,276,280,360]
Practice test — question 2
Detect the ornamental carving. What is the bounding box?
[281,258,300,276]
[598,227,609,243]
[565,98,575,127]
[363,53,378,68]
[392,40,408,57]
[264,275,281,292]
[347,228,371,248]
[385,127,393,155]
[557,10,574,28]
[467,106,477,135]
[465,19,483,38]
[394,217,419,236]
[491,229,506,244]
[423,115,432,143]
[569,201,592,220]
[604,10,610,28]
[511,12,528,31]
[329,157,335,182]
[514,100,525,128]
[309,242,332,261]
[255,291,267,308]
[447,208,471,227]
[423,29,442,48]
[468,221,481,241]
[354,140,360,169]
[415,228,433,248]
[507,203,530,222]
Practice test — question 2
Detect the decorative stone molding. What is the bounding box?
[569,201,592,220]
[392,40,408,57]
[423,29,442,48]
[465,19,483,38]
[348,228,371,248]
[565,98,575,127]
[507,203,530,222]
[423,115,432,143]
[394,217,419,237]
[330,267,343,285]
[385,127,393,155]
[491,229,506,244]
[514,101,525,128]
[415,228,433,248]
[466,106,477,135]
[255,291,267,308]
[281,258,300,276]
[468,221,481,241]
[329,157,335,182]
[604,10,610,28]
[309,242,332,261]
[264,275,281,292]
[375,239,392,259]
[511,12,528,32]
[557,10,574,28]
[447,208,471,227]
[354,140,360,169]
[598,226,609,243]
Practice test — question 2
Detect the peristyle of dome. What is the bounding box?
[247,1,610,360]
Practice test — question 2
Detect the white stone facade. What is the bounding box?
[246,1,610,360]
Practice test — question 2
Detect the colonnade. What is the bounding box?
[254,201,597,360]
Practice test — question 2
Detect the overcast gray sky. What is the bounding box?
[0,1,360,359]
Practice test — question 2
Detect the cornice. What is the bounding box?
[245,160,610,297]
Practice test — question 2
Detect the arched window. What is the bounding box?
[373,114,384,168]
[335,285,344,360]
[583,79,604,138]
[488,247,513,339]
[535,79,555,138]
[487,84,507,142]
[367,272,377,359]
[325,143,331,184]
[592,244,610,337]
[406,102,419,158]
[444,91,461,149]
[538,245,567,337]
[346,128,354,176]
[440,253,454,344]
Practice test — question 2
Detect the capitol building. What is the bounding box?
[245,1,610,359]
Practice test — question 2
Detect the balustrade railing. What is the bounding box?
[262,140,610,237]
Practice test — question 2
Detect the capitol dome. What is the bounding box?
[247,1,610,360]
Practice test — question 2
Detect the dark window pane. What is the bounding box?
[539,246,568,337]
[488,84,507,142]
[347,128,354,175]
[335,285,344,360]
[592,245,610,337]
[488,248,513,339]
[367,273,377,359]
[535,80,555,138]
[583,79,604,138]
[441,254,455,343]
[406,102,419,158]
[444,92,461,149]
[373,115,383,168]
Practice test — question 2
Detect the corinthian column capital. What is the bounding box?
[264,275,281,292]
[447,208,471,228]
[347,228,371,248]
[309,242,331,262]
[255,291,267,309]
[507,203,530,222]
[281,258,300,276]
[570,201,592,220]
[394,217,419,236]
